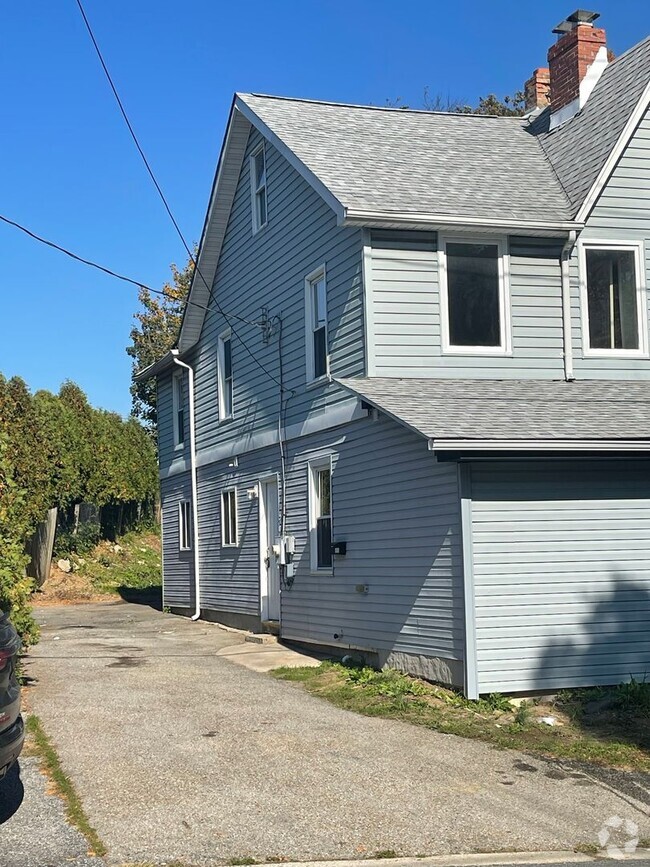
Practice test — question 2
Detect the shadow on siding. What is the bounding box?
[537,575,650,751]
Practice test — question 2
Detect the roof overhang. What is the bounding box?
[134,350,177,383]
[337,377,650,456]
[342,209,583,237]
[428,438,650,453]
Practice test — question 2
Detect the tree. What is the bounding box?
[126,255,195,429]
[388,88,526,117]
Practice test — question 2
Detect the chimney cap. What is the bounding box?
[552,9,600,34]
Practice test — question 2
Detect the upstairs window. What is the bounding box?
[582,243,646,355]
[440,237,511,354]
[218,329,233,420]
[305,266,328,381]
[250,144,267,233]
[179,500,192,551]
[221,488,238,547]
[172,372,185,447]
[309,461,332,571]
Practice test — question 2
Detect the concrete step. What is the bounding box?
[245,633,279,645]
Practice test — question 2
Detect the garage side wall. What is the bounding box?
[469,459,650,694]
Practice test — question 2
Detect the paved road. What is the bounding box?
[0,755,105,867]
[25,601,650,866]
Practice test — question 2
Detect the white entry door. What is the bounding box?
[260,478,280,621]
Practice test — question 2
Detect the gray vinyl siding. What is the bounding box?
[186,415,464,667]
[368,232,564,378]
[281,416,465,664]
[160,472,194,609]
[470,460,650,694]
[190,126,365,460]
[571,107,650,379]
[157,371,189,477]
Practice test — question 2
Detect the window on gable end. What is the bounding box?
[250,144,267,233]
[305,266,328,382]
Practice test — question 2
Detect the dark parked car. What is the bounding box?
[0,612,24,778]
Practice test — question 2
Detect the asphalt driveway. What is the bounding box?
[25,601,650,866]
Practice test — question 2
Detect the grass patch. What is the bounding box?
[39,529,161,603]
[373,850,399,859]
[25,714,107,856]
[227,859,258,866]
[272,662,650,772]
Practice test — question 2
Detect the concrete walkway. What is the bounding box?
[26,602,650,867]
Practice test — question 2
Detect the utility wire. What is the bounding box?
[0,213,260,327]
[75,0,284,391]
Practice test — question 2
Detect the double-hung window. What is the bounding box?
[309,461,332,571]
[172,372,185,447]
[179,500,192,551]
[305,266,328,381]
[217,329,233,420]
[439,237,511,354]
[250,144,267,233]
[580,242,647,356]
[221,488,238,547]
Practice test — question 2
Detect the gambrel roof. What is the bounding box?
[237,94,574,226]
[165,32,650,356]
[336,378,650,452]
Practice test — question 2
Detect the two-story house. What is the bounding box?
[137,9,650,697]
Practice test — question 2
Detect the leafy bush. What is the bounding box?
[0,436,39,645]
[613,676,650,712]
[53,521,101,558]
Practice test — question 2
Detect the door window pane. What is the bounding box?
[586,249,639,350]
[446,243,500,347]
[315,468,332,568]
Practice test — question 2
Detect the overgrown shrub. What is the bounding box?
[0,436,39,645]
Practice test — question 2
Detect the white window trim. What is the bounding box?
[578,239,649,358]
[308,457,333,575]
[178,500,192,551]
[217,328,233,422]
[250,142,268,235]
[221,487,239,548]
[438,234,512,356]
[172,371,184,450]
[304,264,330,384]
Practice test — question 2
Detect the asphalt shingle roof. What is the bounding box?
[531,35,650,213]
[238,93,574,223]
[336,378,650,445]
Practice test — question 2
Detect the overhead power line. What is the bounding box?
[74,0,284,391]
[0,213,259,326]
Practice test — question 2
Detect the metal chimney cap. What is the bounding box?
[553,9,600,34]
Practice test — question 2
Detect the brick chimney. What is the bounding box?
[524,68,550,111]
[548,9,608,129]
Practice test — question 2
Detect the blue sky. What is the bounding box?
[2,0,649,415]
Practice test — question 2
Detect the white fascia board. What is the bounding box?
[342,209,582,236]
[432,438,650,452]
[576,77,650,224]
[234,95,347,224]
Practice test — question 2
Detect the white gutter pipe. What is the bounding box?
[171,350,201,621]
[561,231,578,382]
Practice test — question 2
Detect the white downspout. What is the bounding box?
[561,231,577,382]
[171,350,201,621]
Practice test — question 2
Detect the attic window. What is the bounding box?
[250,144,267,233]
[439,236,511,355]
[580,242,648,357]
